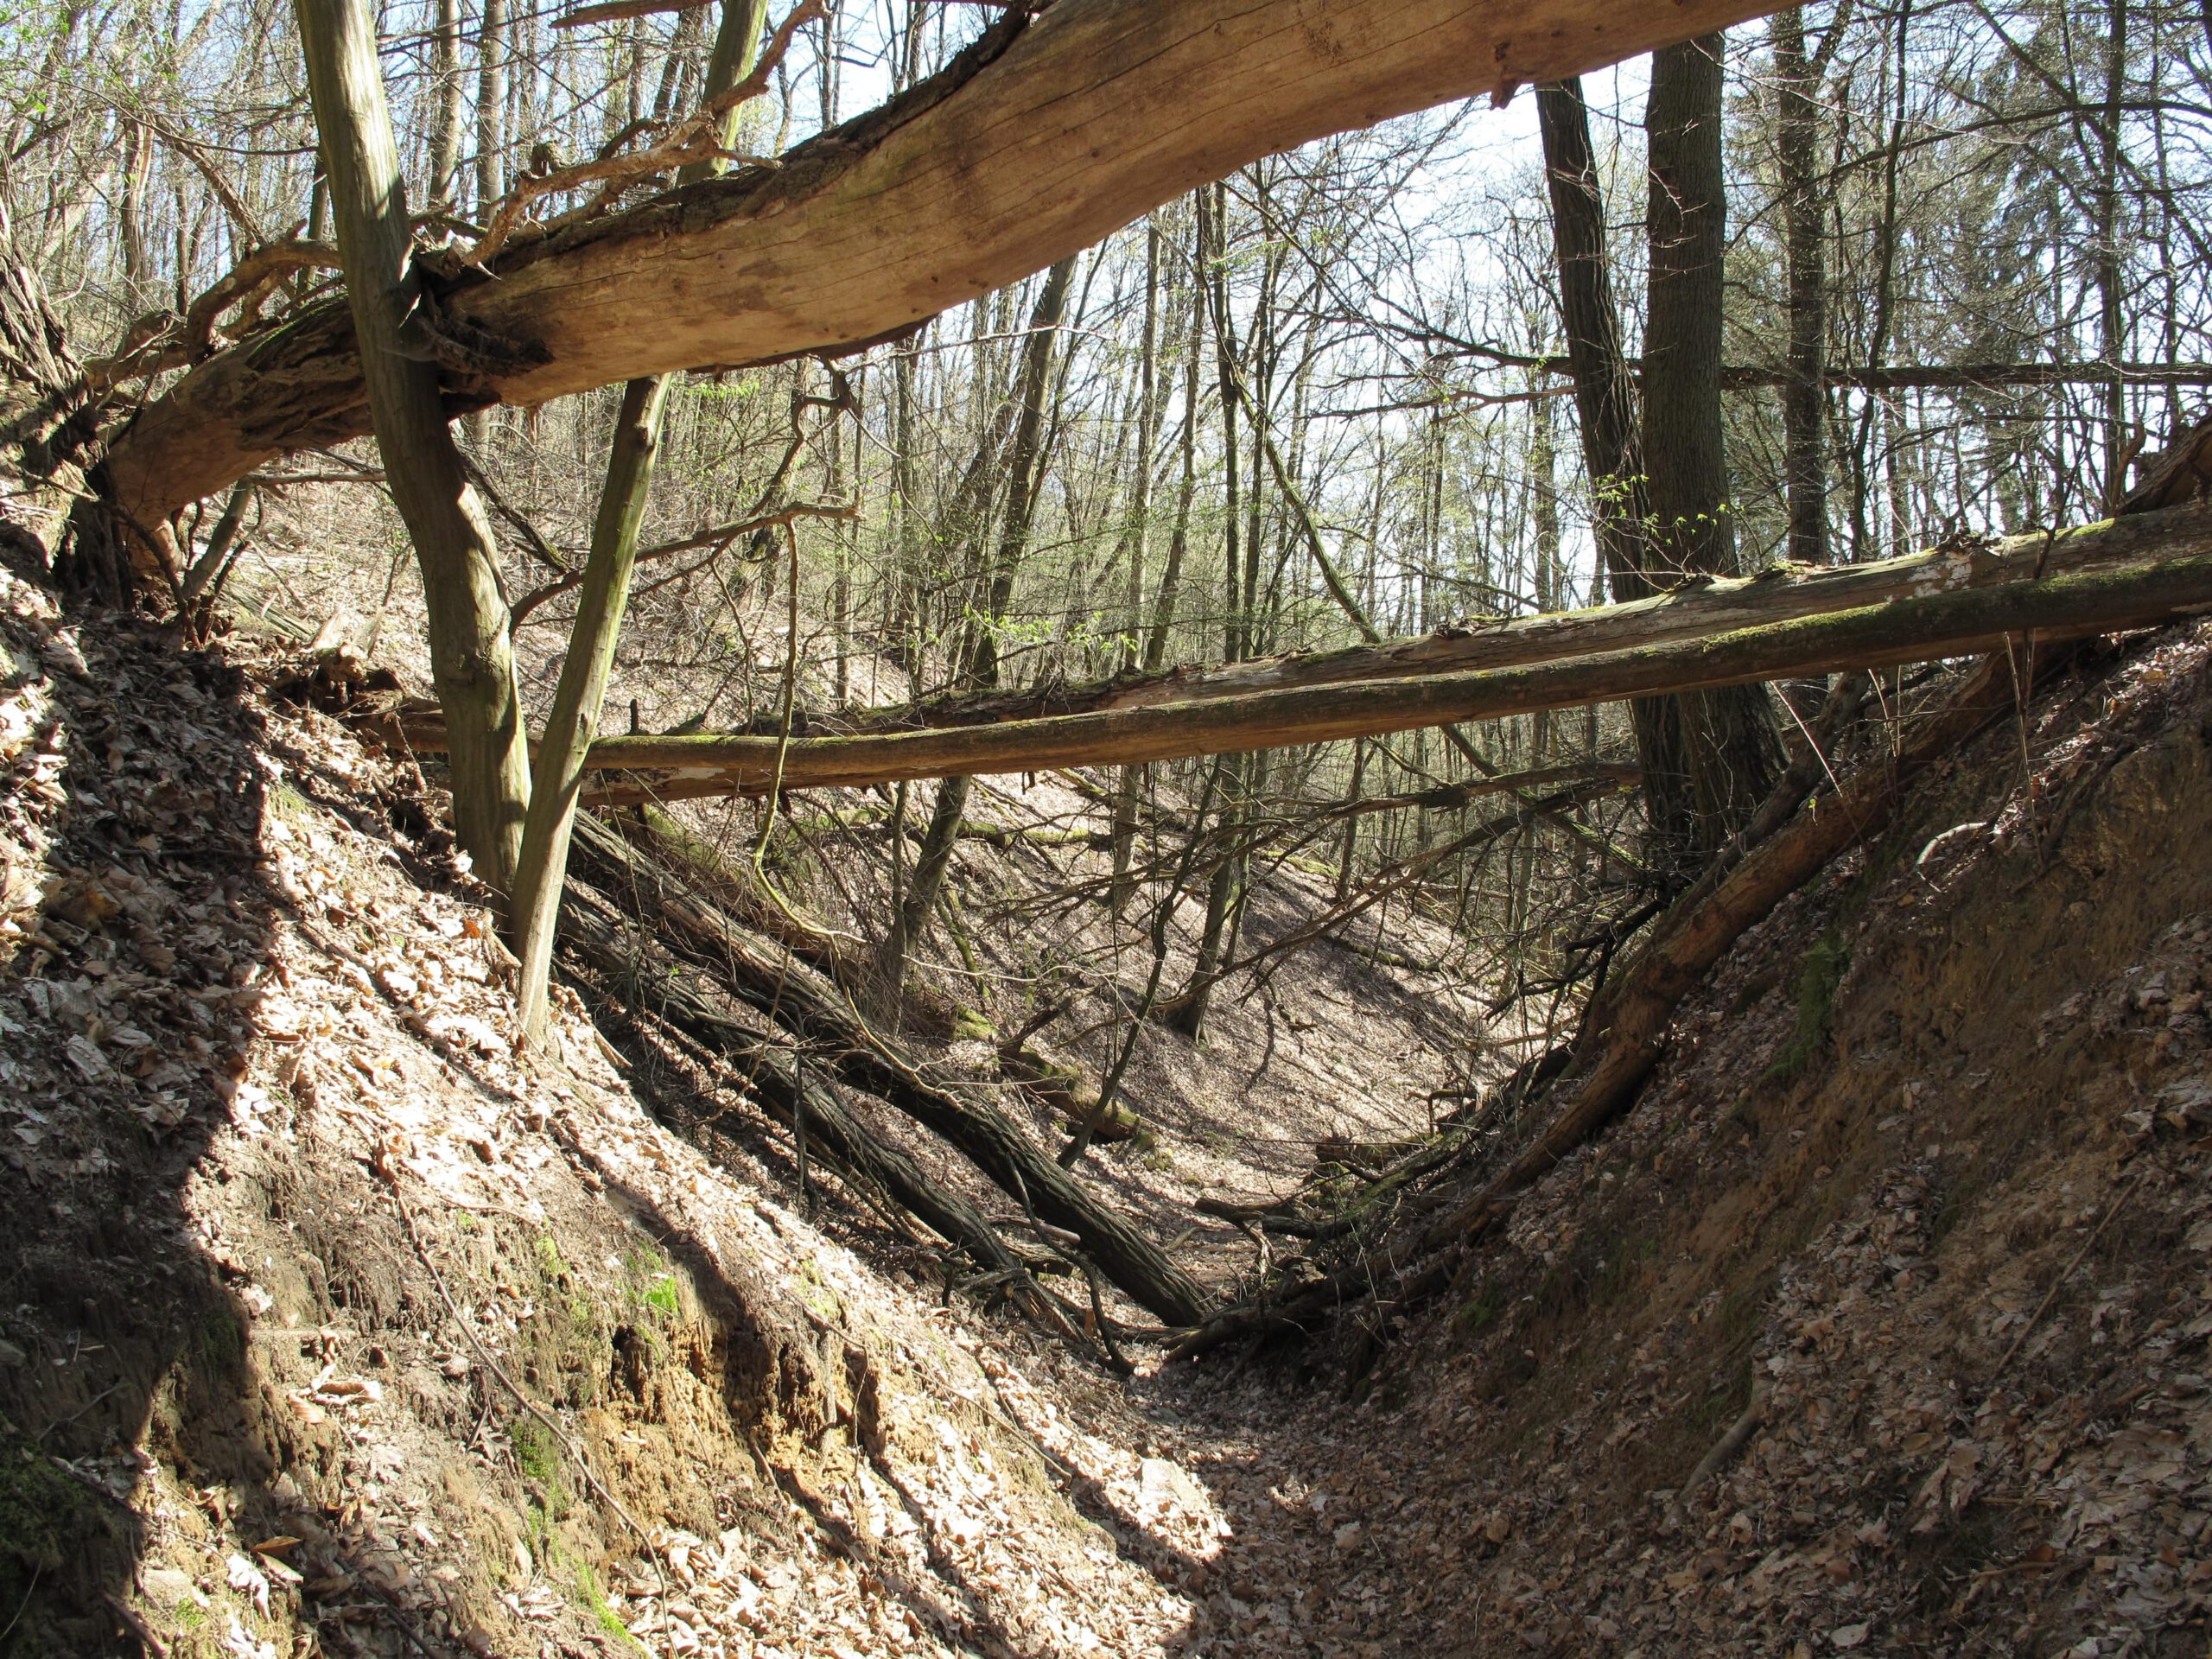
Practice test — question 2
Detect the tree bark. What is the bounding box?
[106,0,1785,537]
[561,899,1032,1283]
[535,507,2212,798]
[428,0,466,203]
[1643,33,1783,857]
[511,0,769,1051]
[569,815,1209,1326]
[1771,5,1829,565]
[475,0,508,217]
[295,0,533,890]
[1535,74,1696,861]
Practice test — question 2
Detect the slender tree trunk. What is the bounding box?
[1143,224,1203,674]
[2097,0,2131,510]
[1643,33,1781,856]
[880,255,1074,995]
[1173,182,1244,1039]
[295,0,532,890]
[508,0,769,1050]
[474,0,507,217]
[1535,76,1696,864]
[427,0,465,204]
[1772,6,1829,563]
[1530,394,1561,760]
[1110,217,1163,915]
[118,119,153,308]
[968,255,1076,689]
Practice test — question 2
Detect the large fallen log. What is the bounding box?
[566,812,1211,1326]
[560,893,1033,1283]
[104,0,1780,533]
[556,506,2212,799]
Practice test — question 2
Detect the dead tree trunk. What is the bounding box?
[455,508,2212,800]
[105,0,1786,538]
[569,815,1211,1327]
[294,0,533,890]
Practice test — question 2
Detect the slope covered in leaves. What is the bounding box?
[1133,625,2212,1656]
[0,552,1243,1658]
[11,516,2212,1659]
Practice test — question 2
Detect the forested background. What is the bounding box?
[11,0,2211,1021]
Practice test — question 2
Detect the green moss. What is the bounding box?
[0,1433,105,1584]
[1766,931,1851,1082]
[950,1007,997,1046]
[511,1417,569,1517]
[1452,1281,1504,1338]
[572,1560,645,1653]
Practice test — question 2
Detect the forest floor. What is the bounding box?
[7,522,2212,1659]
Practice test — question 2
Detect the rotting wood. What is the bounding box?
[105,0,1786,537]
[566,813,1210,1326]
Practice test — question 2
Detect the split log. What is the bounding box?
[566,813,1209,1325]
[563,506,2212,798]
[105,0,1781,534]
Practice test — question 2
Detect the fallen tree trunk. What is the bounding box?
[566,812,1211,1326]
[387,508,2212,771]
[562,506,2212,798]
[559,893,1033,1281]
[1425,653,2024,1248]
[105,0,1781,537]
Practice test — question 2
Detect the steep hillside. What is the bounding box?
[10,524,2212,1659]
[0,554,1229,1658]
[1137,626,2212,1656]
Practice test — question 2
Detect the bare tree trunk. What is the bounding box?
[474,0,507,217]
[1172,181,1243,1039]
[2097,0,2132,510]
[427,0,465,203]
[510,0,769,1050]
[880,255,1075,995]
[295,0,533,890]
[1643,33,1781,858]
[967,255,1075,689]
[1772,5,1829,564]
[1142,227,1203,674]
[1109,218,1162,915]
[1535,76,1696,866]
[118,119,154,308]
[538,509,2212,799]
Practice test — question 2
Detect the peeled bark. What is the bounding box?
[105,0,1783,536]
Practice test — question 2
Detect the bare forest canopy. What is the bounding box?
[96,0,1793,535]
